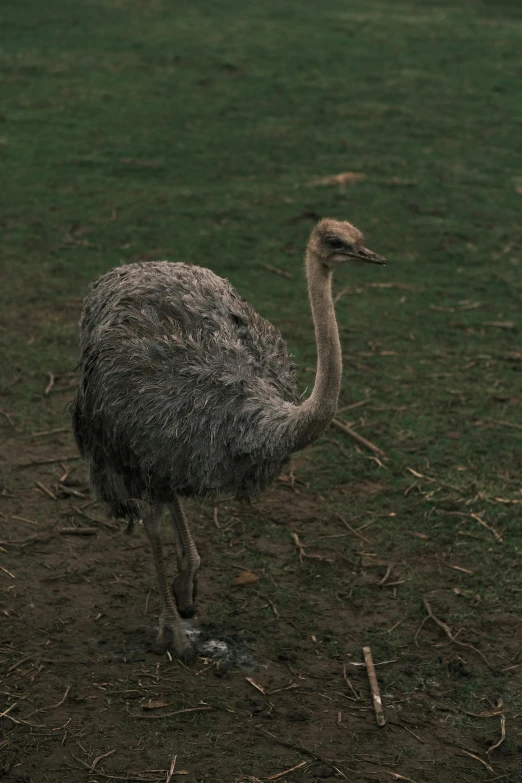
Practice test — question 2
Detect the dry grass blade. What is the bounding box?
[332,418,385,456]
[487,715,506,756]
[423,599,491,668]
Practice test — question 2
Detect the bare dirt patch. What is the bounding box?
[1,433,520,783]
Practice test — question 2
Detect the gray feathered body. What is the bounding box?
[71,262,301,520]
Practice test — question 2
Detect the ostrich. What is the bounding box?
[71,218,386,662]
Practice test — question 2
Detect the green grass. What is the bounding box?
[1,0,522,780]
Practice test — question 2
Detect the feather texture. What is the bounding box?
[71,261,301,519]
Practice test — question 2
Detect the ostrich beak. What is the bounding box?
[349,246,387,266]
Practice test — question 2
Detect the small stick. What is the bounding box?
[31,427,70,438]
[0,409,15,427]
[266,761,307,780]
[378,563,394,586]
[44,372,55,395]
[470,512,503,543]
[0,565,15,579]
[33,685,71,713]
[460,750,493,773]
[487,715,506,756]
[337,398,371,413]
[71,504,118,530]
[363,646,385,726]
[12,515,40,526]
[395,722,424,744]
[91,748,117,771]
[246,676,265,694]
[423,599,491,668]
[261,263,293,279]
[332,418,385,456]
[483,418,522,431]
[165,755,177,783]
[35,481,57,500]
[19,455,80,468]
[7,656,33,673]
[343,663,360,700]
[336,513,370,543]
[0,703,17,720]
[59,527,98,536]
[256,591,280,618]
[134,705,212,719]
[291,532,333,563]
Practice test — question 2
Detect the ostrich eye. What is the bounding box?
[326,236,345,250]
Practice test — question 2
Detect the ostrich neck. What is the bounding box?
[290,251,342,451]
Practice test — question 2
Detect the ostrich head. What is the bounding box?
[309,218,386,268]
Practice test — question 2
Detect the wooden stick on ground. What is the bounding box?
[332,418,385,456]
[363,646,386,727]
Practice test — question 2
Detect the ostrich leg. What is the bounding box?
[168,495,201,619]
[142,505,195,663]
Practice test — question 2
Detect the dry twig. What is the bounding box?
[332,418,385,456]
[261,263,293,279]
[35,481,57,500]
[487,715,506,756]
[135,705,212,720]
[44,372,55,395]
[363,646,385,727]
[31,427,70,438]
[91,748,117,771]
[335,513,370,543]
[342,663,360,700]
[460,750,493,773]
[266,761,307,780]
[165,755,177,783]
[19,455,80,468]
[59,527,98,536]
[291,532,333,563]
[423,599,491,668]
[32,685,71,714]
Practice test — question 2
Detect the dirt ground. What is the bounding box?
[1,401,521,783]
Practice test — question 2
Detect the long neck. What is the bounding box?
[290,249,342,451]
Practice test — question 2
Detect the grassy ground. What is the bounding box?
[1,0,521,781]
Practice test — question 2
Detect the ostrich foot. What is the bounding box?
[172,572,198,619]
[156,612,196,664]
